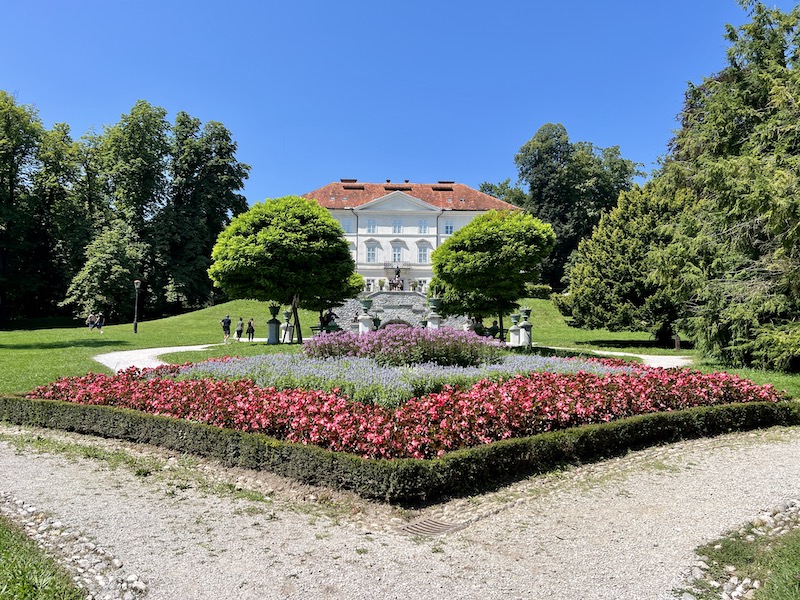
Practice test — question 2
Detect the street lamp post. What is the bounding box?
[133,279,141,334]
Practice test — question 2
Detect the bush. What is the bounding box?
[302,327,503,368]
[525,283,553,299]
[750,324,800,373]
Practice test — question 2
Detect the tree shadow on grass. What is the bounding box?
[0,339,129,351]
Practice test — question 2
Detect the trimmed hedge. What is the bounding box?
[1,394,799,505]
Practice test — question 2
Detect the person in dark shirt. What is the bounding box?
[220,315,232,341]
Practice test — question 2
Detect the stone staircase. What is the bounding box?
[332,291,468,329]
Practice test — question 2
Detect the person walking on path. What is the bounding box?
[220,315,231,342]
[86,313,97,332]
[246,318,255,342]
[96,313,105,334]
[235,317,244,341]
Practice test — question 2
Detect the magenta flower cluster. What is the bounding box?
[302,327,503,367]
[28,364,786,460]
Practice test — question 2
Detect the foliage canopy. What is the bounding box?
[208,196,358,340]
[431,210,554,327]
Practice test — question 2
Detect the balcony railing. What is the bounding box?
[383,261,411,271]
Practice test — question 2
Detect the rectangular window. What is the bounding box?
[367,219,377,234]
[418,219,428,234]
[417,247,429,264]
[366,279,375,291]
[392,246,402,262]
[340,218,353,233]
[367,246,377,263]
[444,220,454,235]
[392,219,402,234]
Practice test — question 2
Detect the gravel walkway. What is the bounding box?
[92,344,694,372]
[2,423,800,599]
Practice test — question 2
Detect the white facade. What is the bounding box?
[328,191,481,293]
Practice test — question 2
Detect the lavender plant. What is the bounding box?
[302,327,504,367]
[176,352,636,408]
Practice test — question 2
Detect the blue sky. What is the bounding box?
[3,1,797,204]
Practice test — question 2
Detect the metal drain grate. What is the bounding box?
[396,518,467,537]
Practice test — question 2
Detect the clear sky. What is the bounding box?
[3,1,797,204]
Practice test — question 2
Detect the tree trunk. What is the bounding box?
[292,294,302,344]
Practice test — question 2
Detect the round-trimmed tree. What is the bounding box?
[208,196,357,341]
[431,209,555,332]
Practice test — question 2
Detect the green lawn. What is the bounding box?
[0,515,83,600]
[0,300,315,395]
[523,299,689,355]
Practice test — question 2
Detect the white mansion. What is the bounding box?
[303,179,517,293]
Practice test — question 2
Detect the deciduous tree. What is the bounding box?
[208,196,357,342]
[513,123,641,287]
[431,210,555,332]
[166,112,249,308]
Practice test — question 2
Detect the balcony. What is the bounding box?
[383,261,411,273]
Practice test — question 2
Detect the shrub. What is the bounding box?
[750,323,800,373]
[302,326,502,367]
[525,283,553,299]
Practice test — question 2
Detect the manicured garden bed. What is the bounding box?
[11,328,798,503]
[26,351,787,460]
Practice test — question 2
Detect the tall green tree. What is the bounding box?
[0,91,43,322]
[513,123,641,288]
[165,112,250,308]
[559,182,689,344]
[208,196,357,342]
[478,178,526,206]
[431,209,555,333]
[61,220,147,320]
[31,123,92,312]
[656,1,800,368]
[102,100,170,313]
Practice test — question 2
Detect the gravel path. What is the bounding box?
[92,344,694,372]
[2,423,800,599]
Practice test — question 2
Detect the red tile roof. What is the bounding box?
[303,180,519,211]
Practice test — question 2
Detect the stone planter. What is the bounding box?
[359,299,373,314]
[510,313,521,325]
[268,305,280,319]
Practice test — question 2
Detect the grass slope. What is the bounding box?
[0,300,315,394]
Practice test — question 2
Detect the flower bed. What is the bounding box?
[173,353,638,407]
[27,361,786,460]
[302,327,502,367]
